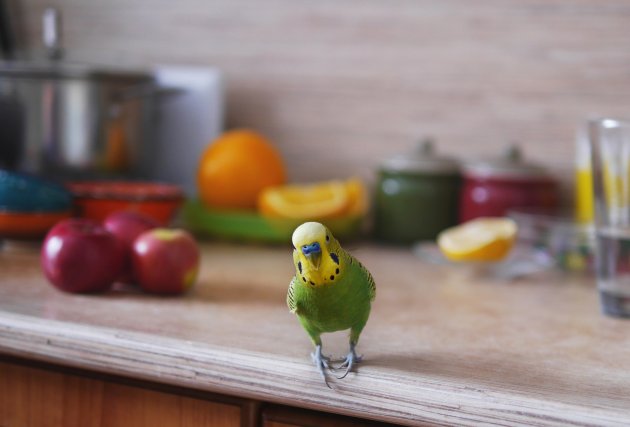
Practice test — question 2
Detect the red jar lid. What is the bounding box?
[463,145,551,180]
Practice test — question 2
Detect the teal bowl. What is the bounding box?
[0,169,73,212]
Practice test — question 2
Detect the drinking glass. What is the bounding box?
[590,118,630,317]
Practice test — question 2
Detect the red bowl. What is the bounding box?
[0,210,72,240]
[68,182,185,226]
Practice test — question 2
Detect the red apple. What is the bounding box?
[132,228,200,294]
[41,219,124,293]
[103,210,159,283]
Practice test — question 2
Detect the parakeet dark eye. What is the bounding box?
[326,235,329,242]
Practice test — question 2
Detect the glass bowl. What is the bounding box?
[507,208,594,273]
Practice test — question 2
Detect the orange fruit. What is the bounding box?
[197,130,287,210]
[258,178,367,220]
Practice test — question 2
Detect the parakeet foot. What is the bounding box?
[336,343,362,379]
[311,344,334,388]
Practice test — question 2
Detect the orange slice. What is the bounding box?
[345,178,368,216]
[258,180,361,219]
[437,217,517,262]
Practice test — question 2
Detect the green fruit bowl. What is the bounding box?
[182,200,364,244]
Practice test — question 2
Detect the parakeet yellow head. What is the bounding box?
[292,222,342,287]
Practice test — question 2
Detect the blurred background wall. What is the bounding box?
[14,0,630,193]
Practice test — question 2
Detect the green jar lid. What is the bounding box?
[380,139,460,175]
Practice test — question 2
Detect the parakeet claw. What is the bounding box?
[311,344,334,388]
[336,343,362,379]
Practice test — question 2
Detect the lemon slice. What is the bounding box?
[437,217,517,262]
[258,180,352,219]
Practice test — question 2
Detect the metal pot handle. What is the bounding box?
[42,8,182,106]
[110,84,182,104]
[43,7,63,60]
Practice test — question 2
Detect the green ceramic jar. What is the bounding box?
[374,140,461,244]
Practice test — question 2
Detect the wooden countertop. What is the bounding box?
[1,241,629,426]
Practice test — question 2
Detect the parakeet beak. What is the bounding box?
[305,251,322,270]
[302,242,322,270]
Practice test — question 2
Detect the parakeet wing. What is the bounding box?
[349,253,376,302]
[287,276,298,314]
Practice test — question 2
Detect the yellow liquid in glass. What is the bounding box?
[576,168,593,223]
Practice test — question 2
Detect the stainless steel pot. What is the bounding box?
[0,62,158,178]
[0,8,164,180]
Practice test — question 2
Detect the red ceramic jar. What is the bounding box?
[459,146,558,222]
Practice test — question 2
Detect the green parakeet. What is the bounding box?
[287,222,376,387]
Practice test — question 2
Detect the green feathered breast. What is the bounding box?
[287,242,375,345]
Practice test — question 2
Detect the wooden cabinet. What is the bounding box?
[0,360,242,427]
[262,405,395,427]
[0,358,399,427]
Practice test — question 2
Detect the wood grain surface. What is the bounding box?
[14,0,630,192]
[1,242,630,426]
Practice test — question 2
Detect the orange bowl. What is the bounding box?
[0,210,72,240]
[68,182,185,226]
